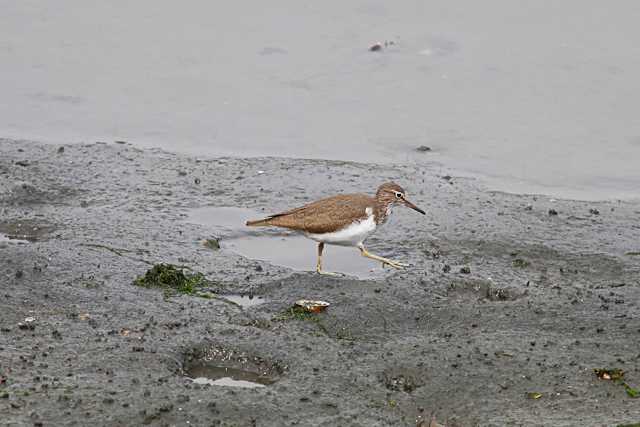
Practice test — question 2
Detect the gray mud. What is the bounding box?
[1,139,639,426]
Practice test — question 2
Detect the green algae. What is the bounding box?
[273,306,317,322]
[133,264,209,298]
[272,306,328,335]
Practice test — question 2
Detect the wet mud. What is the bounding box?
[1,139,639,426]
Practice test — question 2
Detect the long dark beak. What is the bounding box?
[403,198,426,215]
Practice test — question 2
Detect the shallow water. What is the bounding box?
[0,234,29,244]
[188,207,253,231]
[192,376,265,388]
[2,1,640,200]
[187,366,271,389]
[187,206,385,278]
[0,220,53,242]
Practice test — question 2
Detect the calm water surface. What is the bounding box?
[2,1,639,200]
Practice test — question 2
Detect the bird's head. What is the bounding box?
[375,182,426,215]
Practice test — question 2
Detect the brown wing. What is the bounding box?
[246,194,373,234]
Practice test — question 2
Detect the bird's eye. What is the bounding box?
[395,192,402,198]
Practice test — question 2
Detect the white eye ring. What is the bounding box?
[395,192,402,198]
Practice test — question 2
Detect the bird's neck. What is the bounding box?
[374,199,393,225]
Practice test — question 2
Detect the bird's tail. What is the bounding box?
[245,218,272,227]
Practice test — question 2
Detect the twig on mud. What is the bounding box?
[79,243,154,265]
[80,243,127,256]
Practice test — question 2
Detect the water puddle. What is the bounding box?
[0,233,30,244]
[186,206,385,278]
[221,294,266,308]
[188,206,254,230]
[192,376,265,388]
[0,220,55,242]
[183,346,282,389]
[187,365,270,388]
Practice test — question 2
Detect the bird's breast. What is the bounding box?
[306,213,377,246]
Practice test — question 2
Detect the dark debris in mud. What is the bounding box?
[382,369,422,393]
[447,279,525,302]
[458,266,471,274]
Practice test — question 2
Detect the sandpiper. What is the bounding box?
[246,182,425,274]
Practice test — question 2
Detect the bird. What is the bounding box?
[245,182,425,275]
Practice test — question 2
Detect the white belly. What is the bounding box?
[306,214,377,247]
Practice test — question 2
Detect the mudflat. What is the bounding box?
[1,139,639,426]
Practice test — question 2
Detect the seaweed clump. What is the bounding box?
[273,306,318,322]
[133,264,209,298]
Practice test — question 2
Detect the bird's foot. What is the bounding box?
[360,247,409,270]
[382,259,409,269]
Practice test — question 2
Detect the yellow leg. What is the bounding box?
[316,242,342,276]
[359,245,408,269]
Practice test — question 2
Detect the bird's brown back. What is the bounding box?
[246,194,375,234]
